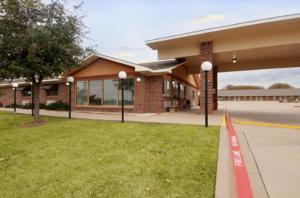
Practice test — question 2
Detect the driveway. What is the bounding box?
[223,101,300,198]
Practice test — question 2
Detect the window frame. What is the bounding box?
[46,84,59,97]
[162,79,171,96]
[75,78,134,107]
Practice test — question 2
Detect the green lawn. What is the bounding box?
[0,111,219,198]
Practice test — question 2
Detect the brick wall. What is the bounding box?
[1,77,197,113]
[148,76,164,113]
[134,76,149,113]
[0,87,21,106]
[133,76,165,113]
[0,82,68,107]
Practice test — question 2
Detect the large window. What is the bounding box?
[103,79,118,105]
[118,79,134,105]
[76,81,89,105]
[76,79,134,106]
[89,80,102,105]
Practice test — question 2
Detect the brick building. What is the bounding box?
[218,89,300,102]
[0,54,200,113]
[1,14,300,113]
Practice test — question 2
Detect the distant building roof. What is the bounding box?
[219,88,300,97]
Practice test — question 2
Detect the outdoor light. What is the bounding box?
[118,71,127,123]
[232,58,237,64]
[67,76,75,83]
[201,61,213,127]
[136,77,141,82]
[12,83,19,88]
[201,61,213,71]
[12,83,18,113]
[66,76,75,119]
[118,71,127,79]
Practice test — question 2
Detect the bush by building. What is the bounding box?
[45,101,69,111]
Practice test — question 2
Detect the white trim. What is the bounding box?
[146,13,300,46]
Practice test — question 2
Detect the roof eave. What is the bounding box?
[146,13,300,49]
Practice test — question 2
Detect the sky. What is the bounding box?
[63,0,300,88]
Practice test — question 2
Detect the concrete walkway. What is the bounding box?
[0,107,223,126]
[235,124,300,198]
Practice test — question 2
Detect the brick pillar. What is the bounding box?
[200,41,215,113]
[148,76,164,113]
[134,76,149,113]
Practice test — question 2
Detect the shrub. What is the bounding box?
[5,103,21,108]
[22,103,32,109]
[39,103,46,109]
[45,101,69,111]
[0,102,3,107]
[4,103,46,109]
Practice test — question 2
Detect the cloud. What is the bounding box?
[113,51,136,59]
[187,14,225,26]
[218,68,300,89]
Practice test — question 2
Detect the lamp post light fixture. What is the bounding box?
[232,57,237,64]
[118,71,127,123]
[66,76,74,119]
[201,61,213,127]
[12,83,19,112]
[136,77,141,82]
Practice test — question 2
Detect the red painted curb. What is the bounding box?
[225,109,253,198]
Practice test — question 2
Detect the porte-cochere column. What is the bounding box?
[199,41,218,113]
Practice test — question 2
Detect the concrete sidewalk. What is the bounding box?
[0,108,222,126]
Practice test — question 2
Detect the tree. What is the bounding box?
[0,0,89,125]
[224,84,265,90]
[268,83,294,89]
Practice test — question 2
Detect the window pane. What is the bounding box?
[76,81,88,105]
[118,79,134,105]
[103,79,118,105]
[22,86,32,97]
[89,80,102,105]
[163,80,170,95]
[46,84,58,96]
[172,81,178,97]
[180,84,185,97]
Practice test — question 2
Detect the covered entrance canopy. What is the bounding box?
[145,14,300,112]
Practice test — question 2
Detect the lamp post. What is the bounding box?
[201,61,212,127]
[118,71,127,123]
[30,82,34,116]
[66,76,74,119]
[12,83,19,112]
